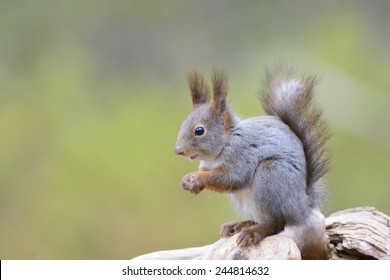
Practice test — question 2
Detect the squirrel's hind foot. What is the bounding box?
[236,224,275,248]
[219,220,256,238]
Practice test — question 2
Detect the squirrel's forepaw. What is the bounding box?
[181,172,205,195]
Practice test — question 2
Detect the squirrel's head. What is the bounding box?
[175,69,234,161]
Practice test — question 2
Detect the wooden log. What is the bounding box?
[132,207,390,260]
[132,235,301,260]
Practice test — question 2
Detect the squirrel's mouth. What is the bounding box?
[189,154,200,160]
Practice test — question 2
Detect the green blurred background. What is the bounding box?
[0,0,389,259]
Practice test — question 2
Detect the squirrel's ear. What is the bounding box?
[211,68,229,114]
[187,70,210,107]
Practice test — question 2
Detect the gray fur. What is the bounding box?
[220,116,310,231]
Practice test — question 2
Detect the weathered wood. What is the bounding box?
[326,207,390,260]
[132,207,390,260]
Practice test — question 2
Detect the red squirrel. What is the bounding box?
[175,67,330,259]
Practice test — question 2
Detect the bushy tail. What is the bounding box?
[260,67,330,193]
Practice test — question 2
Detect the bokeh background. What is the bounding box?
[1,0,389,259]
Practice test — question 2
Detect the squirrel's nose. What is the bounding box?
[175,148,184,156]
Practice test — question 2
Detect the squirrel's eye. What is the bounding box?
[194,126,205,136]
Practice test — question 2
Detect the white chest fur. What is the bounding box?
[230,187,261,223]
[199,160,214,170]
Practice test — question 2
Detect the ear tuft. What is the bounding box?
[211,68,229,113]
[187,70,210,107]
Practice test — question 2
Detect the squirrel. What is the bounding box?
[174,67,330,259]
